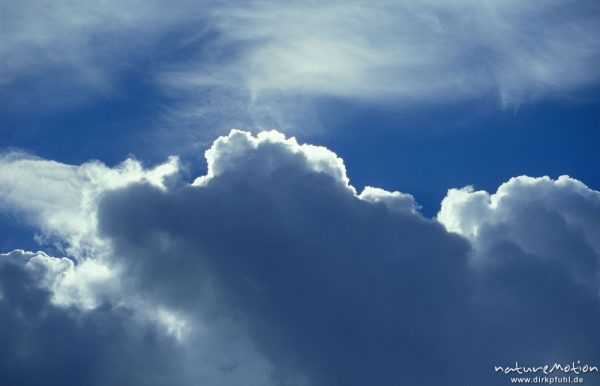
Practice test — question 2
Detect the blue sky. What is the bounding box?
[1,1,600,385]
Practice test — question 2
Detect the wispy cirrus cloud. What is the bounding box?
[157,0,600,132]
[2,0,599,131]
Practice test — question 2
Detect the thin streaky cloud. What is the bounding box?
[2,0,599,130]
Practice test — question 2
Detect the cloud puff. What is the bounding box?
[438,176,600,287]
[1,130,599,385]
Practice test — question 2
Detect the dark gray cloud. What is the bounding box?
[0,250,185,386]
[92,131,600,385]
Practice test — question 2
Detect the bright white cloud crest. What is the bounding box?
[439,175,600,254]
[194,129,352,189]
[438,175,600,290]
[1,130,599,385]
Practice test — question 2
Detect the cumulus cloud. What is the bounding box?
[1,130,599,385]
[95,131,600,385]
[438,176,600,288]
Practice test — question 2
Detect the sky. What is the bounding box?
[1,1,599,385]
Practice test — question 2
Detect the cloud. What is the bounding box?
[98,131,599,384]
[0,0,205,104]
[0,152,179,257]
[0,249,277,386]
[1,130,599,385]
[3,1,599,128]
[438,175,600,287]
[198,1,600,104]
[159,0,600,130]
[0,250,187,386]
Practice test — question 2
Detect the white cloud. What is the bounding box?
[438,175,600,249]
[193,129,352,190]
[0,152,179,257]
[359,186,419,214]
[160,0,600,129]
[438,175,600,289]
[2,0,599,129]
[23,250,116,309]
[0,0,200,91]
